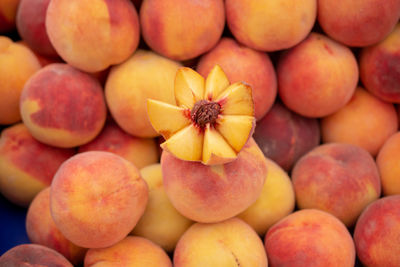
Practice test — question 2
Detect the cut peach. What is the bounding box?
[147,65,255,165]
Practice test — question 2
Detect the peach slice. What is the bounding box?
[147,65,255,165]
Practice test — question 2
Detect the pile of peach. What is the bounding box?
[0,0,400,266]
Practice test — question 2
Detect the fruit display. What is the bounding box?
[0,0,399,266]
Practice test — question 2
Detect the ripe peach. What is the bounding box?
[377,132,400,195]
[78,119,159,169]
[0,0,20,33]
[50,151,148,248]
[0,123,74,207]
[85,236,172,267]
[359,23,400,103]
[148,65,256,165]
[140,0,225,61]
[16,0,58,58]
[20,63,107,148]
[278,33,359,117]
[292,143,381,227]
[0,36,41,125]
[46,0,140,72]
[105,50,182,138]
[196,37,277,120]
[237,158,295,236]
[161,138,267,223]
[174,217,267,266]
[253,101,320,172]
[0,244,73,266]
[131,164,193,252]
[318,0,400,47]
[265,209,355,267]
[321,88,398,156]
[26,188,87,265]
[354,195,400,267]
[225,0,316,52]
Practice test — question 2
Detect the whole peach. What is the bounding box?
[0,244,73,266]
[105,50,181,138]
[0,36,41,125]
[278,33,359,118]
[354,195,400,267]
[0,123,74,207]
[318,0,400,47]
[321,88,398,156]
[359,23,400,103]
[174,217,268,266]
[376,132,400,195]
[26,188,87,265]
[50,151,148,248]
[131,164,193,252]
[16,0,58,58]
[140,0,225,61]
[253,101,320,172]
[196,37,277,120]
[84,236,172,267]
[292,143,381,227]
[237,158,295,236]
[20,63,107,148]
[225,0,316,51]
[265,209,355,267]
[46,0,140,72]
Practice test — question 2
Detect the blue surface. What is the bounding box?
[0,193,30,255]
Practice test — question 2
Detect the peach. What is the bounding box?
[292,143,381,227]
[0,123,74,207]
[105,50,182,138]
[354,195,400,266]
[359,23,400,103]
[50,151,148,249]
[131,164,193,252]
[318,0,400,47]
[26,187,87,265]
[46,0,139,72]
[196,37,277,120]
[0,244,73,266]
[16,0,58,58]
[85,236,172,267]
[278,33,359,118]
[265,209,355,267]
[140,0,225,61]
[148,65,255,165]
[225,0,316,52]
[174,217,267,266]
[321,87,398,156]
[253,101,320,172]
[0,36,41,125]
[0,0,20,33]
[161,138,267,223]
[237,158,295,236]
[377,132,400,195]
[20,63,107,148]
[79,119,159,169]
